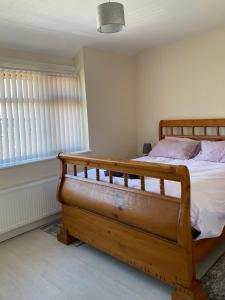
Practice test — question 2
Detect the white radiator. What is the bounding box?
[0,177,61,235]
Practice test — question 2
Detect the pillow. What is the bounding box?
[165,136,201,156]
[165,136,198,143]
[149,139,200,160]
[194,140,225,163]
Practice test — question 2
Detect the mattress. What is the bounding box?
[79,156,225,240]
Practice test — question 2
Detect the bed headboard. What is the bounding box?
[159,119,225,141]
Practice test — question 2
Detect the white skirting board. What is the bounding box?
[0,177,61,242]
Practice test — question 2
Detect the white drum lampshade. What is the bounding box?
[96,2,125,33]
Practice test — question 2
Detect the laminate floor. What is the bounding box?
[0,229,224,300]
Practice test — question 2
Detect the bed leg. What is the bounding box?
[172,280,208,300]
[57,227,77,245]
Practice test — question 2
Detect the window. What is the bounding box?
[0,68,89,167]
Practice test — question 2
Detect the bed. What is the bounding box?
[57,119,225,300]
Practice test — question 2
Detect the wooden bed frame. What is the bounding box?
[57,119,225,300]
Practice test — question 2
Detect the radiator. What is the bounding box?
[0,177,61,235]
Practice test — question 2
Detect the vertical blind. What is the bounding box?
[0,69,89,166]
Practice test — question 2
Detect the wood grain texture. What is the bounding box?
[57,119,225,300]
[159,118,225,140]
[63,205,192,287]
[60,176,181,242]
[58,154,187,181]
[57,226,77,245]
[172,280,208,300]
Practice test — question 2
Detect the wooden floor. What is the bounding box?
[0,229,224,300]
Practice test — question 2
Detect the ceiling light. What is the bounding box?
[96,2,125,33]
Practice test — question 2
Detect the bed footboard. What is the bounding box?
[57,153,207,300]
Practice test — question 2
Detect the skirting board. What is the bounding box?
[0,212,61,243]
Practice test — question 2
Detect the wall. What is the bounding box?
[82,47,137,159]
[135,28,225,153]
[0,47,73,66]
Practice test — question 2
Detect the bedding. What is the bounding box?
[149,139,200,159]
[81,156,225,240]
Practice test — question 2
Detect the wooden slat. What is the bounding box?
[109,171,113,184]
[140,176,145,191]
[217,127,220,136]
[160,179,165,195]
[84,167,88,178]
[124,173,128,187]
[73,165,77,176]
[204,127,207,136]
[96,168,100,181]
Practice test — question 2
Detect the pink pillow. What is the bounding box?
[165,136,198,142]
[165,136,201,155]
[194,141,225,163]
[149,139,200,160]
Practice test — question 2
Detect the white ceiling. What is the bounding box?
[0,0,225,58]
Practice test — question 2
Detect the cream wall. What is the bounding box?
[82,47,137,159]
[0,47,73,66]
[135,28,225,153]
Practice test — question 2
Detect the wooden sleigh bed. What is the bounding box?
[57,119,225,300]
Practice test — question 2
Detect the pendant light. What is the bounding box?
[96,1,125,33]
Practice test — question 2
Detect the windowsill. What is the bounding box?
[0,149,92,170]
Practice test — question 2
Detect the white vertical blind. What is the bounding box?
[0,69,89,166]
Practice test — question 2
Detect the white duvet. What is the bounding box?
[82,156,225,240]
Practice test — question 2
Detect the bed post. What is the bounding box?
[57,153,77,245]
[172,167,207,300]
[57,226,77,245]
[159,120,164,140]
[172,280,208,300]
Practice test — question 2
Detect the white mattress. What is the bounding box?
[80,156,225,240]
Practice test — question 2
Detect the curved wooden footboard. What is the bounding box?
[57,154,207,300]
